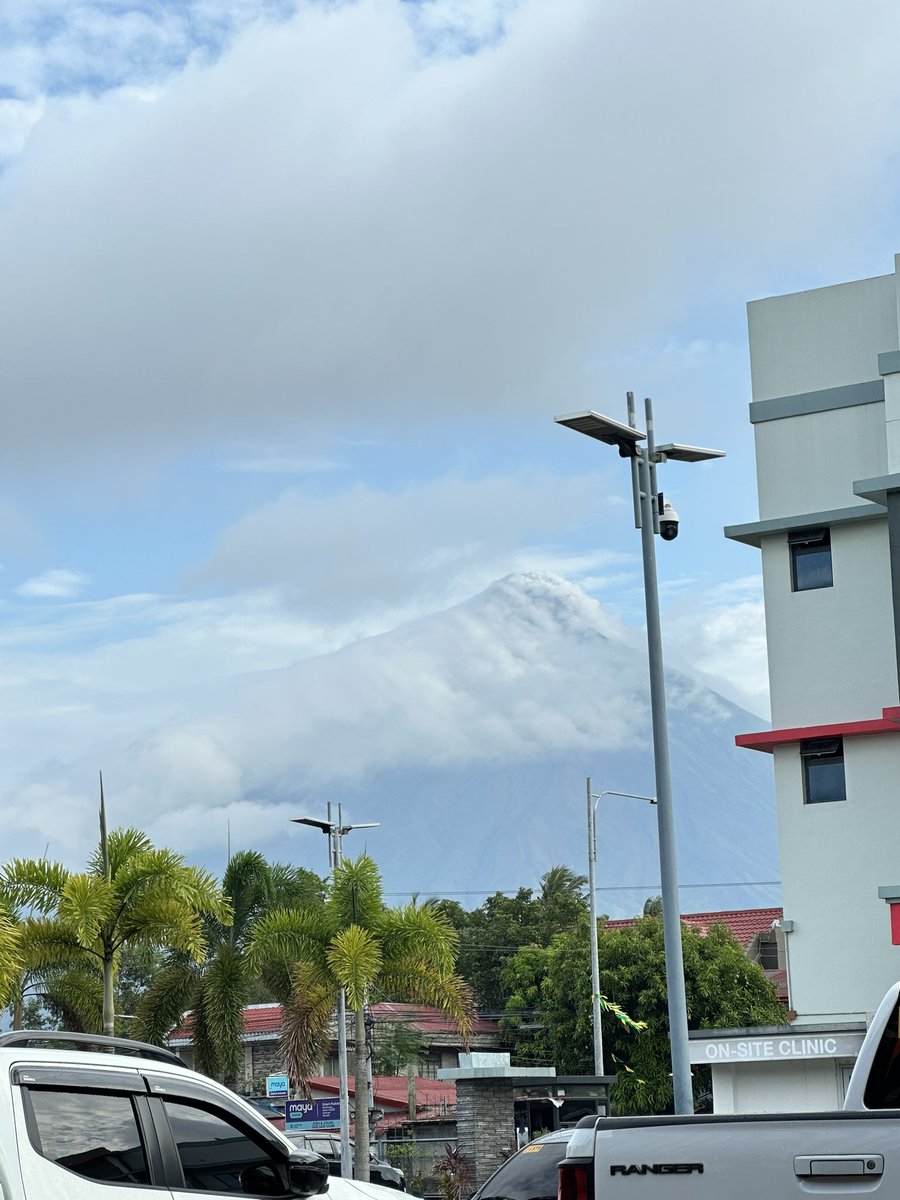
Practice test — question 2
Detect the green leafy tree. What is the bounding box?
[1,827,228,1037]
[135,850,323,1082]
[370,1017,427,1075]
[249,853,475,1182]
[433,867,589,1010]
[503,914,786,1114]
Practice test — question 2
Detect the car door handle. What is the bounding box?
[794,1155,884,1177]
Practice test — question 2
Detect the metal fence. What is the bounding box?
[378,1136,457,1198]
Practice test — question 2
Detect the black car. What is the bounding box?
[470,1129,574,1200]
[285,1132,406,1191]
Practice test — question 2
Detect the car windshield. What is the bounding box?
[476,1139,569,1200]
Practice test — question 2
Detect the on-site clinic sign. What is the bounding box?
[689,1031,865,1065]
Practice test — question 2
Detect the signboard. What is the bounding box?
[285,1098,342,1131]
[689,1030,865,1065]
[266,1074,290,1099]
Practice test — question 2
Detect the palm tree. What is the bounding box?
[135,849,310,1082]
[249,853,475,1182]
[0,827,228,1036]
[0,902,22,1016]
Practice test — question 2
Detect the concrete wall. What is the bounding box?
[747,273,896,402]
[754,403,886,521]
[760,519,897,728]
[745,259,900,1026]
[711,1058,851,1114]
[776,734,900,1020]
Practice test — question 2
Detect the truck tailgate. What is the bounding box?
[592,1111,900,1198]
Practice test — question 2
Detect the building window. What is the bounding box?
[756,933,779,969]
[800,737,846,803]
[789,527,832,591]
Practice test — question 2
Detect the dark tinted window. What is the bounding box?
[864,995,900,1108]
[165,1099,286,1194]
[801,738,846,804]
[476,1137,570,1200]
[29,1089,149,1184]
[790,528,832,591]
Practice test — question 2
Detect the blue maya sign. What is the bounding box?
[285,1098,343,1131]
[266,1074,290,1099]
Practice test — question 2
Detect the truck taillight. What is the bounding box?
[559,1162,592,1200]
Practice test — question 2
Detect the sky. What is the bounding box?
[1,0,899,884]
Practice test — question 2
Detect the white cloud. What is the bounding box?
[189,470,621,616]
[0,0,897,471]
[16,568,91,599]
[663,575,769,718]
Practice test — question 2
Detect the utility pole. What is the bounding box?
[293,806,379,1180]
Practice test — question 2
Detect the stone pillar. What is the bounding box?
[455,1080,517,1191]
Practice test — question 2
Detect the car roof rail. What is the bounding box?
[0,1030,187,1068]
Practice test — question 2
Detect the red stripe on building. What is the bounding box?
[736,707,900,753]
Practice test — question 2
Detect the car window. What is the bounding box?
[164,1097,288,1194]
[28,1089,150,1184]
[476,1138,570,1200]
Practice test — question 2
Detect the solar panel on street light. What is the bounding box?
[553,410,646,446]
[655,443,726,463]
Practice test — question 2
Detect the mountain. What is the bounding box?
[213,571,779,917]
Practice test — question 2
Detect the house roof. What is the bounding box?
[604,906,784,946]
[169,1001,497,1046]
[369,1002,498,1037]
[311,1075,456,1112]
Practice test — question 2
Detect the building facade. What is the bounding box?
[701,254,900,1110]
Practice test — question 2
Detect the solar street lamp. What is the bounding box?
[292,805,380,1177]
[556,393,724,1115]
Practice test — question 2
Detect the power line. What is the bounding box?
[383,880,781,897]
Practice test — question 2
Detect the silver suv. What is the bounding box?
[0,1029,330,1199]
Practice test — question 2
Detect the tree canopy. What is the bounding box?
[503,914,787,1114]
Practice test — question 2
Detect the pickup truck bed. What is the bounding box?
[578,1110,897,1197]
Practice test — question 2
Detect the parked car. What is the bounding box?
[471,1129,573,1200]
[286,1132,406,1191]
[0,1028,330,1197]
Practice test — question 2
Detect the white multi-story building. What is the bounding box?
[690,254,900,1112]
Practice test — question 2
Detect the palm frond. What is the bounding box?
[377,962,477,1042]
[246,909,332,975]
[223,851,275,944]
[134,958,199,1045]
[0,859,70,914]
[58,874,113,950]
[279,961,336,1088]
[18,918,94,970]
[326,925,382,1011]
[37,967,104,1033]
[0,908,22,1005]
[376,904,458,975]
[89,828,153,878]
[119,900,207,961]
[328,855,384,931]
[194,944,249,1080]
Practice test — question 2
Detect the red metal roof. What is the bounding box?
[311,1075,457,1111]
[170,1002,494,1045]
[604,906,783,947]
[369,1002,498,1037]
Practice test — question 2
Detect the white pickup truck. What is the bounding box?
[559,980,900,1198]
[0,1028,333,1199]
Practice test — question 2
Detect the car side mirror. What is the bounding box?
[288,1153,331,1197]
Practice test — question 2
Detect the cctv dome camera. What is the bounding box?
[659,500,680,541]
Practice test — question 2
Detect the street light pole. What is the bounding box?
[556,394,724,1115]
[587,780,656,1077]
[292,806,380,1179]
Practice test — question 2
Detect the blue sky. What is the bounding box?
[1,0,899,876]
